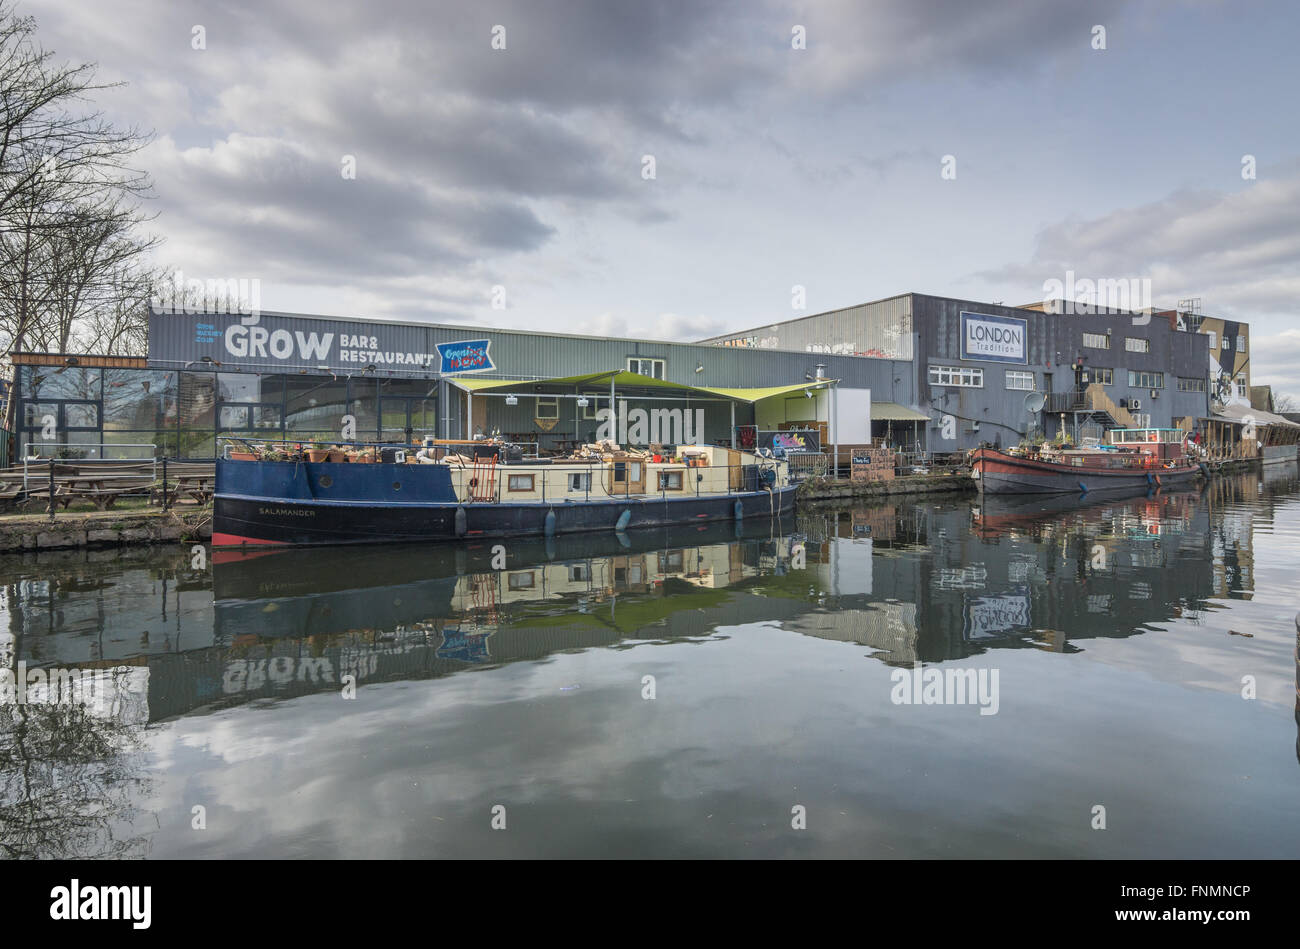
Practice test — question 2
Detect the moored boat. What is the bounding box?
[970,428,1206,495]
[213,438,796,548]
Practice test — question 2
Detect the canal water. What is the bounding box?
[2,465,1298,859]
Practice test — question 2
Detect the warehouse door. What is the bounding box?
[380,395,438,444]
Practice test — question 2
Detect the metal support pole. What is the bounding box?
[831,385,839,479]
[47,458,55,521]
[162,456,170,511]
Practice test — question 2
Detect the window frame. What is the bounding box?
[1093,368,1114,386]
[1082,332,1111,350]
[928,365,984,388]
[534,397,559,420]
[1127,370,1164,389]
[626,357,665,379]
[659,469,685,491]
[1124,337,1151,353]
[507,473,535,492]
[1004,370,1035,391]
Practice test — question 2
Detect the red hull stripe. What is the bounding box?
[211,531,286,548]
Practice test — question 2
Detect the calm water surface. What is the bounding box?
[3,464,1299,858]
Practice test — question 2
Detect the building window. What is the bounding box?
[1092,368,1113,386]
[535,397,558,419]
[627,357,665,379]
[1004,371,1035,391]
[1124,337,1150,353]
[1177,377,1206,393]
[568,472,591,491]
[1236,335,1246,353]
[507,572,535,590]
[659,470,684,490]
[581,397,605,420]
[928,365,983,388]
[1235,376,1248,398]
[1082,332,1110,350]
[1206,330,1217,348]
[1128,370,1164,389]
[507,474,535,492]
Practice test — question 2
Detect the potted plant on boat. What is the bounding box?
[305,443,331,463]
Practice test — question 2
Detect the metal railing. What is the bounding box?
[18,443,157,490]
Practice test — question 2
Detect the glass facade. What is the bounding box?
[15,365,437,460]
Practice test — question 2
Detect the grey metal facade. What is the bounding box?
[698,292,1213,451]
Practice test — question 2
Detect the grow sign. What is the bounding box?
[437,339,494,374]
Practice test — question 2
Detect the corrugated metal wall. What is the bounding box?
[701,294,914,360]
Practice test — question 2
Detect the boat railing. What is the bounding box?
[216,437,790,501]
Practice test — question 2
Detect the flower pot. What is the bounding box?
[306,449,330,463]
[327,450,347,463]
[230,451,258,461]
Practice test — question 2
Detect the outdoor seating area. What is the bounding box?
[0,459,215,513]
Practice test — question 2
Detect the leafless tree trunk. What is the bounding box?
[0,2,155,433]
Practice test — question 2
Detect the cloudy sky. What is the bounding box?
[29,0,1300,399]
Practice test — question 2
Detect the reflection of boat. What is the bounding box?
[971,485,1202,537]
[213,520,798,641]
[213,440,796,548]
[142,521,811,721]
[971,428,1203,495]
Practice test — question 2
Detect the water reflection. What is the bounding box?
[1,466,1297,858]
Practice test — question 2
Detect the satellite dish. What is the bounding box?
[1024,391,1046,413]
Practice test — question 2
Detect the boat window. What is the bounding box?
[660,470,684,490]
[613,461,627,482]
[569,472,591,491]
[507,474,535,492]
[507,572,535,590]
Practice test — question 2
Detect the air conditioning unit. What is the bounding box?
[1129,398,1142,411]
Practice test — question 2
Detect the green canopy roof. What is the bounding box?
[448,371,837,403]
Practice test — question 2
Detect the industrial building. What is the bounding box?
[6,292,1287,464]
[705,292,1270,453]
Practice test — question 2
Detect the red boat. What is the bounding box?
[970,428,1206,495]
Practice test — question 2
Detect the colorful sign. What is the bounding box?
[437,339,494,374]
[760,430,821,453]
[960,311,1028,365]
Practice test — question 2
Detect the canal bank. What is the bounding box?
[0,507,211,552]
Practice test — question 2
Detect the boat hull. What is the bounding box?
[971,448,1202,495]
[213,460,797,548]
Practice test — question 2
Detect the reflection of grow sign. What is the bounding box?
[960,312,1027,364]
[761,430,821,453]
[437,339,494,374]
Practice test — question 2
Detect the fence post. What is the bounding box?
[47,458,55,521]
[162,456,170,512]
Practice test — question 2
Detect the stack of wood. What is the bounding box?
[850,446,895,483]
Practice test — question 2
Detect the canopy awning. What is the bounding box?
[871,402,930,422]
[447,370,838,402]
[1204,402,1300,429]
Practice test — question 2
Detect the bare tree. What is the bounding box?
[0,2,155,429]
